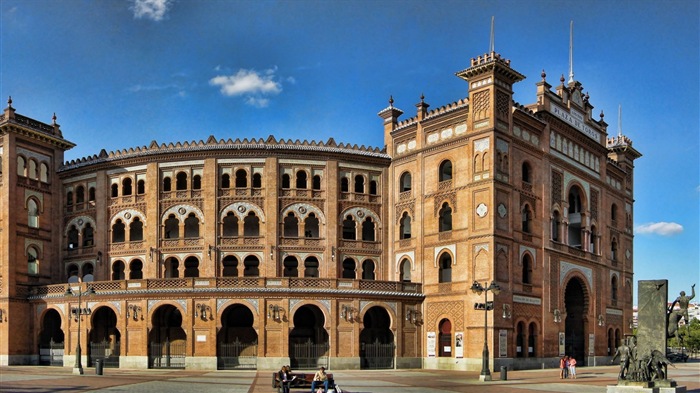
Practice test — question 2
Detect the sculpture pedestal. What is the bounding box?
[606,380,686,393]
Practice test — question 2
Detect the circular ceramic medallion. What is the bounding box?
[498,203,507,218]
[237,205,246,213]
[476,203,488,218]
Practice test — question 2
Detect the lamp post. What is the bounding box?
[65,284,96,375]
[471,280,500,381]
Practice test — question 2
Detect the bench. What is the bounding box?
[272,372,335,392]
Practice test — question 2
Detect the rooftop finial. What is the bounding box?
[389,95,394,107]
[52,112,57,125]
[489,16,495,53]
[7,96,12,108]
[568,20,575,84]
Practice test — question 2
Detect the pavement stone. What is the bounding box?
[0,361,698,393]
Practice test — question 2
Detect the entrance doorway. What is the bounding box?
[360,306,394,369]
[217,304,258,369]
[289,305,328,369]
[89,307,121,368]
[149,305,186,369]
[564,278,588,365]
[39,309,64,366]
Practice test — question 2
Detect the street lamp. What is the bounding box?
[471,280,500,381]
[65,284,96,375]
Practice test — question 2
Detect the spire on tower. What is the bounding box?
[568,20,575,84]
[489,16,495,53]
[618,104,623,137]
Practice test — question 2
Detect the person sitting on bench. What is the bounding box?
[310,366,329,393]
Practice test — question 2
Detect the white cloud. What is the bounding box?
[131,0,172,22]
[635,222,684,236]
[209,68,283,107]
[209,69,282,96]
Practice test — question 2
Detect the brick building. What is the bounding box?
[0,48,640,371]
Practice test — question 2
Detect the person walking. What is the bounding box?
[569,356,577,379]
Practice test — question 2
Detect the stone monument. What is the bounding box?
[607,280,687,393]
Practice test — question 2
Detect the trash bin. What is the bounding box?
[95,359,104,375]
[500,366,507,380]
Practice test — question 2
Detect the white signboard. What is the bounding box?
[427,332,436,357]
[551,104,600,142]
[589,333,595,355]
[558,332,565,356]
[455,332,464,358]
[499,330,508,357]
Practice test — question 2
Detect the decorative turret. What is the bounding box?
[378,96,404,152]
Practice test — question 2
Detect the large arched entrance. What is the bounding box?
[89,307,121,368]
[39,309,64,366]
[360,306,394,369]
[149,304,186,369]
[217,304,258,369]
[564,278,588,365]
[289,304,329,369]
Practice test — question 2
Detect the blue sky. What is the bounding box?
[1,0,698,303]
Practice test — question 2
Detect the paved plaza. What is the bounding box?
[1,362,699,393]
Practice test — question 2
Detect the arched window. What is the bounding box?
[164,257,179,278]
[304,257,319,278]
[76,186,85,203]
[67,264,80,282]
[439,202,452,232]
[312,175,321,190]
[82,263,94,282]
[284,212,299,237]
[399,212,411,239]
[522,162,532,183]
[235,169,247,188]
[400,258,411,282]
[354,175,365,193]
[183,256,199,278]
[66,191,74,206]
[82,223,94,247]
[163,177,172,192]
[243,255,260,277]
[112,260,125,280]
[342,215,356,240]
[439,160,452,182]
[568,186,584,248]
[552,211,560,241]
[590,225,597,254]
[184,213,199,238]
[611,203,618,221]
[243,212,260,237]
[281,174,291,189]
[522,254,533,285]
[399,172,412,192]
[176,172,188,190]
[221,173,231,189]
[27,247,39,275]
[27,199,39,228]
[362,259,375,280]
[137,179,145,194]
[283,256,299,277]
[192,175,201,190]
[17,156,26,177]
[438,253,452,283]
[296,170,307,189]
[112,219,126,243]
[252,173,262,188]
[222,255,238,277]
[122,178,133,196]
[40,163,49,183]
[129,259,143,279]
[111,183,119,198]
[164,214,179,239]
[222,211,239,237]
[342,258,356,279]
[304,213,319,238]
[611,275,618,303]
[130,217,144,241]
[89,187,96,202]
[361,217,375,241]
[611,238,618,262]
[438,319,452,357]
[67,225,79,249]
[516,321,525,357]
[340,177,349,192]
[369,180,378,195]
[522,204,532,233]
[28,159,37,179]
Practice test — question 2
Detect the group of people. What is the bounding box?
[277,365,330,393]
[559,355,578,379]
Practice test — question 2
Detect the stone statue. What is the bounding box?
[676,284,695,323]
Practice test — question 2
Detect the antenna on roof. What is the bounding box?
[568,20,575,84]
[489,16,495,53]
[618,104,623,137]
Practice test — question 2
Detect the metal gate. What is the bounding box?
[362,340,395,369]
[149,339,186,369]
[39,340,64,366]
[290,340,329,369]
[89,340,120,368]
[218,339,258,370]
